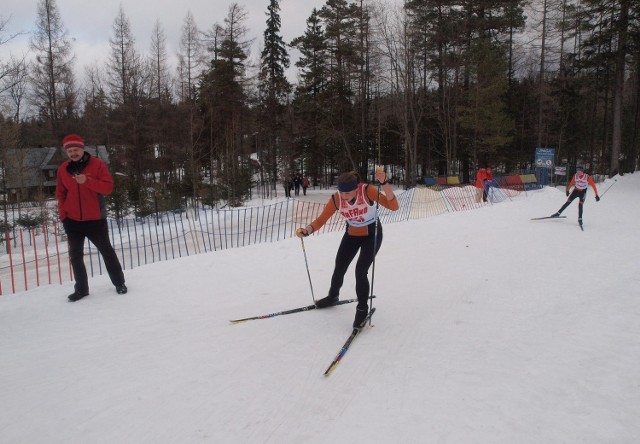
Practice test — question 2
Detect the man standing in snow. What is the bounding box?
[56,134,127,301]
[295,168,399,328]
[551,165,600,225]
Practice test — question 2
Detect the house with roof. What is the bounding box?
[1,146,109,203]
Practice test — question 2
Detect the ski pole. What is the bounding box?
[368,166,383,325]
[600,179,617,197]
[299,236,316,304]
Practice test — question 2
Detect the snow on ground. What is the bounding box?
[1,173,638,444]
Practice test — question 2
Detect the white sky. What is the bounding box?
[1,0,334,83]
[1,173,638,442]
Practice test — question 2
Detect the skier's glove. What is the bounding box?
[566,190,570,197]
[296,226,312,238]
[595,195,600,202]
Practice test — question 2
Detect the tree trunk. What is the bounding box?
[610,0,630,177]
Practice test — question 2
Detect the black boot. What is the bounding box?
[550,212,561,218]
[68,291,89,302]
[315,294,338,308]
[353,306,369,328]
[116,285,128,294]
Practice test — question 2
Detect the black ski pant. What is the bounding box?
[557,188,587,219]
[63,218,125,294]
[328,223,383,308]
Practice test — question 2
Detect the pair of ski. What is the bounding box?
[531,215,584,230]
[231,298,375,376]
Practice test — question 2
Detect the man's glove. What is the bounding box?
[566,190,570,197]
[595,195,600,202]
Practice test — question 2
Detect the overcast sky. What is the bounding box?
[2,0,335,82]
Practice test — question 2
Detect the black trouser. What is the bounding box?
[328,222,383,307]
[63,218,125,294]
[558,189,587,218]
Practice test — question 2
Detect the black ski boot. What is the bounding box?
[353,305,369,328]
[116,285,128,294]
[315,294,338,308]
[550,212,561,218]
[68,291,89,302]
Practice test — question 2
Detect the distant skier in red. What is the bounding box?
[551,165,600,225]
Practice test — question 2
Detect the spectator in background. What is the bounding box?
[293,172,302,196]
[56,134,127,302]
[485,167,494,184]
[484,167,494,201]
[283,177,292,197]
[475,168,487,203]
[302,176,310,195]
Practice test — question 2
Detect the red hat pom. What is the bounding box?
[63,134,85,150]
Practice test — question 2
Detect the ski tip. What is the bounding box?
[530,215,567,220]
[324,362,339,376]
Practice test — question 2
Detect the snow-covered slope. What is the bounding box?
[1,174,638,444]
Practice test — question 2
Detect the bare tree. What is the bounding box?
[177,12,202,103]
[6,56,30,121]
[80,63,110,142]
[148,20,172,102]
[30,0,76,138]
[375,2,427,187]
[106,5,141,106]
[0,15,25,96]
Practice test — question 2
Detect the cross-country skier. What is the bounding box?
[551,165,600,225]
[296,169,399,327]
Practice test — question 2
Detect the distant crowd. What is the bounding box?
[283,172,310,197]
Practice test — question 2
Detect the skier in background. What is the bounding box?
[551,165,600,226]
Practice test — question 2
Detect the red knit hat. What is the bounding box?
[63,134,85,150]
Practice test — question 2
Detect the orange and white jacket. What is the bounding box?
[567,172,598,194]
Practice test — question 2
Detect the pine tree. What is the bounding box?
[199,3,251,206]
[258,0,291,195]
[291,9,329,185]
